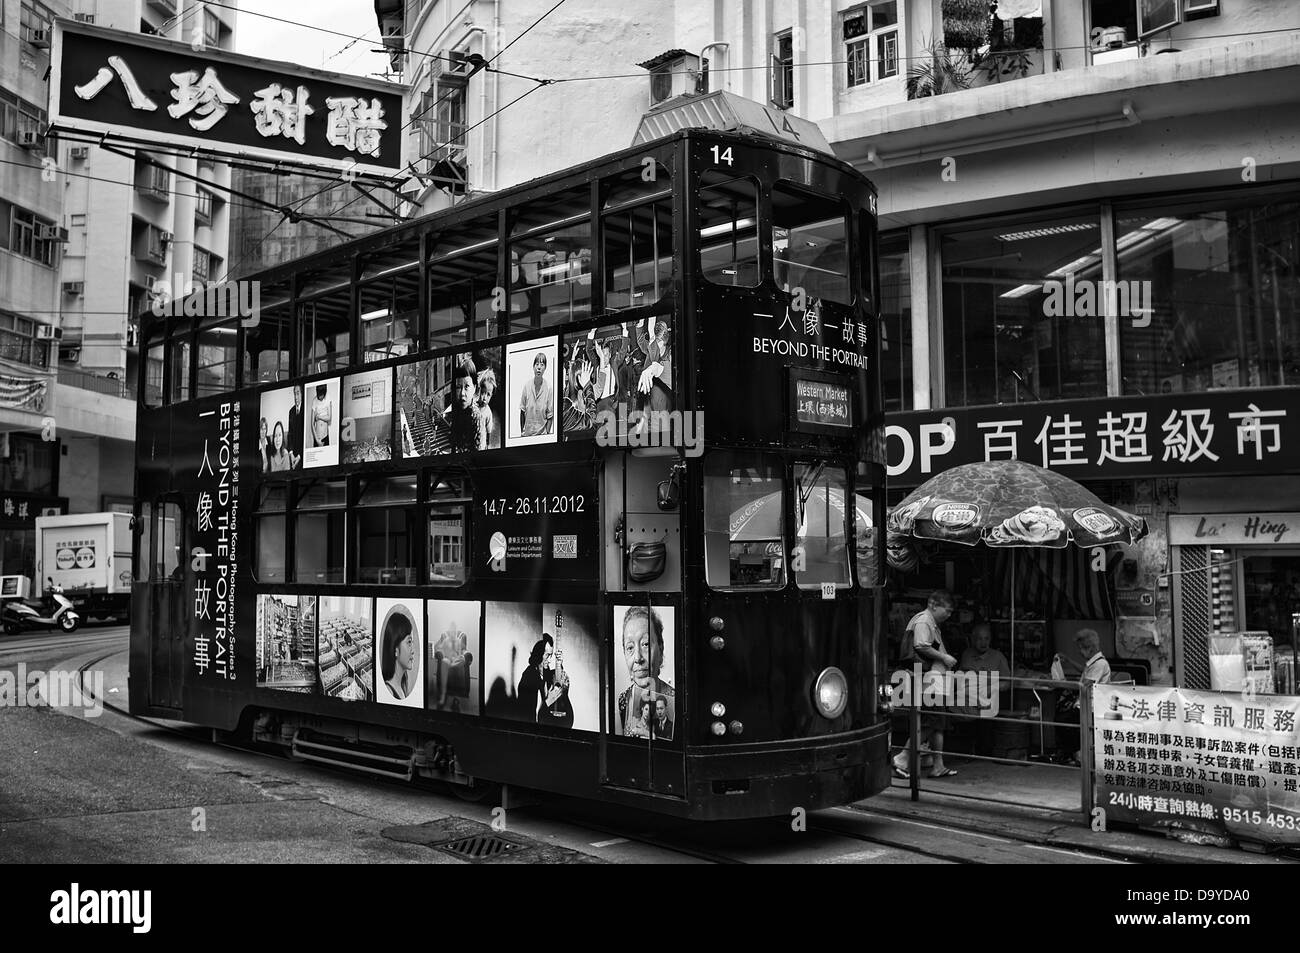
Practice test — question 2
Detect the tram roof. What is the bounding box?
[245,127,875,289]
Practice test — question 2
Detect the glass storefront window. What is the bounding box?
[1118,197,1300,395]
[879,231,912,412]
[792,463,851,589]
[940,213,1107,406]
[704,452,786,589]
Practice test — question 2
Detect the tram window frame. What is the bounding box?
[160,499,184,581]
[358,252,420,364]
[771,182,853,306]
[243,284,293,386]
[426,471,470,587]
[854,487,882,588]
[704,451,788,591]
[167,320,193,404]
[428,216,502,345]
[293,478,347,584]
[297,273,352,377]
[254,483,288,584]
[792,462,853,591]
[508,185,593,330]
[143,327,166,409]
[354,473,420,585]
[698,172,762,288]
[194,318,239,398]
[602,168,674,312]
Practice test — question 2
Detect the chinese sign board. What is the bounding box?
[191,402,241,682]
[1093,683,1300,847]
[50,21,405,177]
[0,494,66,529]
[791,375,853,430]
[887,387,1300,487]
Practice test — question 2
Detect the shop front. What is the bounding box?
[886,386,1300,694]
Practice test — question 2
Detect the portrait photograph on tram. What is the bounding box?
[376,597,425,709]
[426,600,481,715]
[483,602,598,730]
[341,367,394,464]
[612,604,677,742]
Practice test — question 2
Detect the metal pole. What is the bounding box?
[1080,679,1094,821]
[910,703,920,801]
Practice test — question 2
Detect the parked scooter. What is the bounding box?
[1,578,80,634]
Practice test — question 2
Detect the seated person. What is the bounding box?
[958,622,1011,755]
[1051,628,1112,765]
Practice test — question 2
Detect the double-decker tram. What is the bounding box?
[131,127,889,819]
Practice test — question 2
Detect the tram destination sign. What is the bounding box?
[49,19,406,177]
[789,370,854,434]
[886,387,1300,487]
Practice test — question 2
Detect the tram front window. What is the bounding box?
[699,172,760,287]
[705,452,786,589]
[772,184,851,305]
[792,463,851,590]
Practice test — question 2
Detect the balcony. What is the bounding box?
[58,365,134,400]
[135,164,171,204]
[146,0,178,15]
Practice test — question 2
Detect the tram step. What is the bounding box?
[291,733,415,782]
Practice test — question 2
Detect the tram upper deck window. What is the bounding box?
[792,464,852,590]
[429,217,502,344]
[168,320,192,403]
[510,186,592,329]
[772,183,851,305]
[704,452,786,590]
[144,327,165,408]
[356,474,419,585]
[298,273,351,376]
[360,245,419,362]
[195,319,238,398]
[244,283,291,385]
[603,169,673,311]
[699,172,760,287]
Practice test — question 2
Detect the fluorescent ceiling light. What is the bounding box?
[361,308,390,322]
[700,218,755,239]
[1046,254,1100,278]
[995,222,1097,242]
[1000,283,1042,299]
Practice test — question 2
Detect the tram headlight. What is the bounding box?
[709,616,725,631]
[710,702,726,718]
[813,667,849,719]
[729,720,744,736]
[710,721,727,736]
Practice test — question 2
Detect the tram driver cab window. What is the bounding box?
[698,172,760,288]
[704,452,786,589]
[792,463,851,590]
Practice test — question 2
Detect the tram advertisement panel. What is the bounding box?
[483,602,599,732]
[473,465,599,585]
[702,293,871,444]
[172,399,248,686]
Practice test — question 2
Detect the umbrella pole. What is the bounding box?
[1010,548,1016,712]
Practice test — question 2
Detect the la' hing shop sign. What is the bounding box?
[48,20,406,177]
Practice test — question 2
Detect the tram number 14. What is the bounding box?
[710,145,734,166]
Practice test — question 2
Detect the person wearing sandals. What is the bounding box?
[893,589,959,779]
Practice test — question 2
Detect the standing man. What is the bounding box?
[893,589,958,779]
[520,351,554,437]
[286,385,304,469]
[1052,628,1111,765]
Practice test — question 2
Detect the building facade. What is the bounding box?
[0,0,237,584]
[383,0,1299,690]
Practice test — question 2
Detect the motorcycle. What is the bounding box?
[1,582,80,635]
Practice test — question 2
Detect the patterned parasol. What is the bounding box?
[886,459,1147,572]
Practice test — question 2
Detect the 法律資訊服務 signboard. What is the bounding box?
[48,20,406,178]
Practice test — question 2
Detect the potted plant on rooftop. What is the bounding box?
[906,35,973,99]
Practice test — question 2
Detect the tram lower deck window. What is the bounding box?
[772,183,851,305]
[704,452,786,590]
[792,463,851,589]
[356,475,419,585]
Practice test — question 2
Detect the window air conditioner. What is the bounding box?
[37,225,69,242]
[62,282,84,296]
[36,325,63,341]
[639,51,702,108]
[25,28,51,48]
[159,231,174,244]
[18,130,42,148]
[69,146,89,160]
[74,13,96,22]
[434,49,471,83]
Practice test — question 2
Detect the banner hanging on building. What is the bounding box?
[887,387,1300,487]
[49,20,406,177]
[1092,683,1300,847]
